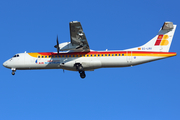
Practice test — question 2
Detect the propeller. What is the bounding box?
[54,36,60,54]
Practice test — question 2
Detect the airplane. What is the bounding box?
[3,21,177,79]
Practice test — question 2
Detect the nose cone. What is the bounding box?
[3,61,7,67]
[3,61,8,68]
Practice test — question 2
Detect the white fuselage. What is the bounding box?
[3,51,176,71]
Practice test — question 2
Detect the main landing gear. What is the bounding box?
[74,63,86,79]
[11,68,16,75]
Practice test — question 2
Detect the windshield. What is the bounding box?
[13,54,19,57]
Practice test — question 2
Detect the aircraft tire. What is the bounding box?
[12,72,15,75]
[80,71,86,79]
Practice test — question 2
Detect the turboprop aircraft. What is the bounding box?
[3,21,177,78]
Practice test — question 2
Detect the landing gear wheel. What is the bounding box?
[80,71,86,79]
[12,71,15,75]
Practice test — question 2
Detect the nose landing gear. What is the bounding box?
[74,63,86,79]
[11,68,16,75]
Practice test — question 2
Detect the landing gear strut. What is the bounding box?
[74,63,86,79]
[11,68,16,75]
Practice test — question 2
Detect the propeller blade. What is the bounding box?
[54,35,60,54]
[57,36,59,45]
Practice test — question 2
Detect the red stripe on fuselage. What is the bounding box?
[37,51,176,55]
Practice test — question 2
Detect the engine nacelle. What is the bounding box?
[59,42,78,51]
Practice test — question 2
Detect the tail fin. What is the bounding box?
[126,22,177,52]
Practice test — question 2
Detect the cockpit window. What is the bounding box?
[13,54,19,57]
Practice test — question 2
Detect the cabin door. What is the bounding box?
[126,51,132,63]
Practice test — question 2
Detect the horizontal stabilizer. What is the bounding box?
[162,22,174,30]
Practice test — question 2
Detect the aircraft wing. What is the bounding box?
[69,21,90,52]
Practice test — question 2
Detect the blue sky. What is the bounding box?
[0,0,180,120]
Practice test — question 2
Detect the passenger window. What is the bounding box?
[45,56,47,58]
[38,56,40,58]
[87,55,89,57]
[108,54,110,56]
[122,54,124,56]
[91,55,93,57]
[59,55,61,57]
[98,54,100,57]
[119,54,121,56]
[112,54,114,56]
[69,55,71,57]
[115,54,117,56]
[42,56,44,58]
[94,54,96,57]
[101,54,103,56]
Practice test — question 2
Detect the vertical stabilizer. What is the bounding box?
[125,22,176,52]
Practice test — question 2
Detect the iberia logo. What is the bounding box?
[154,34,169,46]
